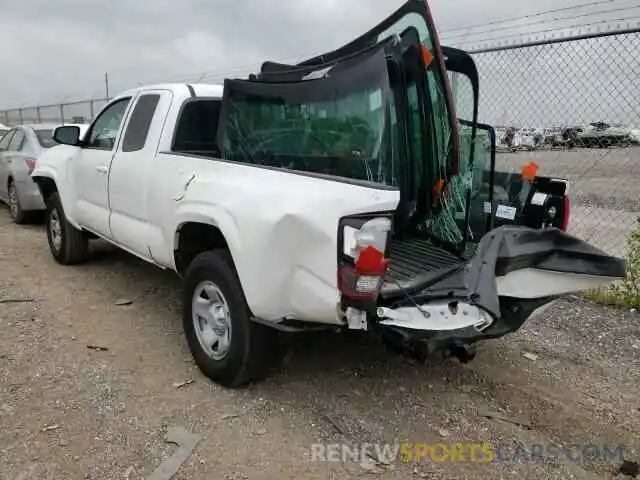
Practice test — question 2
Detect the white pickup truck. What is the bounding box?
[32,0,626,388]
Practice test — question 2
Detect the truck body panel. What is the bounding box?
[34,83,402,323]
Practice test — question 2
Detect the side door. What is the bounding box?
[443,45,569,238]
[107,90,173,258]
[72,96,134,237]
[459,120,496,242]
[4,128,27,185]
[0,130,16,202]
[425,45,484,253]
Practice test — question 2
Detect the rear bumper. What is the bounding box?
[380,226,626,317]
[379,296,556,354]
[16,179,45,211]
[371,225,625,353]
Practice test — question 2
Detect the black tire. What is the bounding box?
[183,250,276,388]
[8,180,28,224]
[45,192,89,265]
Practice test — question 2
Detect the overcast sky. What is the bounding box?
[0,0,623,106]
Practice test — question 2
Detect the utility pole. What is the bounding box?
[104,72,110,99]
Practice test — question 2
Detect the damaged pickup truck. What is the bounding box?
[32,0,626,388]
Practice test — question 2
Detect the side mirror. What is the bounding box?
[53,125,81,146]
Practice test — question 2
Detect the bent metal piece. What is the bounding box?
[376,226,625,356]
[381,225,626,318]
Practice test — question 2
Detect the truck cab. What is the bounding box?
[33,0,626,388]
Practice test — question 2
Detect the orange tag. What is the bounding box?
[421,46,434,67]
[433,178,445,196]
[521,162,538,181]
[431,178,445,207]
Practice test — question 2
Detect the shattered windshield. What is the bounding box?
[218,48,398,185]
[376,11,456,180]
[289,3,459,244]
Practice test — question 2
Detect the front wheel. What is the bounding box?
[183,250,276,388]
[45,192,89,265]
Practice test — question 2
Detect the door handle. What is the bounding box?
[96,165,108,174]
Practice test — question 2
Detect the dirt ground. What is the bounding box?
[0,208,638,480]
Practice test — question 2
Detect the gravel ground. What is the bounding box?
[0,208,639,480]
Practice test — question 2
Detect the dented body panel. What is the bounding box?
[160,157,401,323]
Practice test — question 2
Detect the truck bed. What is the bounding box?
[386,238,476,283]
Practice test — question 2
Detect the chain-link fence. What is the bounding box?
[0,98,110,126]
[1,28,638,256]
[454,28,640,257]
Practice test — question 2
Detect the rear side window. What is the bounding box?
[121,94,160,152]
[172,99,221,156]
[8,130,25,151]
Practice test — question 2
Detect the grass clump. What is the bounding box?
[586,217,640,309]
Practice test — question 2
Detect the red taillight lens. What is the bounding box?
[355,245,388,275]
[25,158,37,171]
[561,196,570,232]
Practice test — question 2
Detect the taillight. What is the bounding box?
[338,217,391,300]
[561,196,570,232]
[25,158,36,172]
[338,265,385,299]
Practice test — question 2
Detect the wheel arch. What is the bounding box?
[32,174,82,230]
[32,175,58,203]
[172,209,243,273]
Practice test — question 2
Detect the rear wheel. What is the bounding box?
[183,250,276,388]
[45,192,89,265]
[8,181,27,224]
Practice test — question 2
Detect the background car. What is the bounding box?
[0,122,9,139]
[0,123,88,223]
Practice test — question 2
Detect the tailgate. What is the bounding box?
[377,225,626,335]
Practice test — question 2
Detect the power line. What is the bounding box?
[440,0,620,34]
[452,14,640,47]
[441,4,640,40]
[109,47,334,93]
[3,2,638,109]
